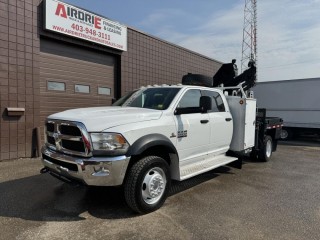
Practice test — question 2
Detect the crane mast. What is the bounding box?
[241,0,257,73]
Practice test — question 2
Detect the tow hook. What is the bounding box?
[40,167,49,174]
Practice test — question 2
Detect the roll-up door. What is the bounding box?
[40,38,116,125]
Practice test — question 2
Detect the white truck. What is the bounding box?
[253,78,320,140]
[40,75,283,213]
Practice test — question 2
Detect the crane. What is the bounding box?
[241,0,257,73]
[182,0,258,92]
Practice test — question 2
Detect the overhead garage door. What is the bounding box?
[40,38,117,125]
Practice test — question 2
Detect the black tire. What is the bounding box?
[124,156,171,214]
[280,128,293,140]
[258,135,273,162]
[182,73,213,87]
[250,150,258,161]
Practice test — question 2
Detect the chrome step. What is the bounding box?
[179,155,238,181]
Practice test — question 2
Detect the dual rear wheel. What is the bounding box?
[251,135,273,162]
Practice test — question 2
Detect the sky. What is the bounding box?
[63,0,320,82]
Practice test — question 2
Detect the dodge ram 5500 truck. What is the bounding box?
[41,80,282,213]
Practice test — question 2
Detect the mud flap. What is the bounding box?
[228,158,242,169]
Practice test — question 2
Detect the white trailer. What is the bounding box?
[253,78,320,139]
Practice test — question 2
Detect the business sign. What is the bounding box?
[44,0,127,51]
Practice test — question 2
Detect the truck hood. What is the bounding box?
[48,106,162,132]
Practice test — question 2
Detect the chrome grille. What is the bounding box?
[45,120,92,157]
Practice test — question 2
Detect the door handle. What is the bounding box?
[225,118,232,122]
[200,120,209,124]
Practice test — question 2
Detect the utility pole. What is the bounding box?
[241,0,257,73]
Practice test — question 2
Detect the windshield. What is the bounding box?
[113,87,181,110]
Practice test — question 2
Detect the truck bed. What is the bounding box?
[264,117,283,126]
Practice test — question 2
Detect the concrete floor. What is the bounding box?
[0,142,320,240]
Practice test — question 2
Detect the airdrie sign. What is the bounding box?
[45,0,127,51]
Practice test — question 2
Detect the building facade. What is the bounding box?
[0,0,222,161]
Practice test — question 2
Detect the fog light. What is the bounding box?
[92,167,110,177]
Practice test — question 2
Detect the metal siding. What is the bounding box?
[121,28,222,95]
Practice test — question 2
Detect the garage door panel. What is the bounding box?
[40,38,116,125]
[41,54,115,76]
[40,95,111,103]
[40,39,115,66]
[40,64,113,81]
[40,63,114,80]
[40,77,113,95]
[40,55,114,81]
[40,70,114,87]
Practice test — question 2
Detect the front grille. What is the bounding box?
[61,139,85,152]
[47,136,55,145]
[45,120,92,157]
[60,125,82,136]
[46,122,54,132]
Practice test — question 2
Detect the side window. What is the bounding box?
[216,94,226,112]
[202,90,226,112]
[178,89,201,108]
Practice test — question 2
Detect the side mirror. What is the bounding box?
[200,96,212,113]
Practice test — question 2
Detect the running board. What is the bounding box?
[179,155,238,181]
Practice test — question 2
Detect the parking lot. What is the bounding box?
[1,141,320,240]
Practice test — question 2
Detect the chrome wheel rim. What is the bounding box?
[142,167,166,205]
[266,140,272,158]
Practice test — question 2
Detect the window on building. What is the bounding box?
[47,81,65,91]
[98,87,111,95]
[75,84,90,94]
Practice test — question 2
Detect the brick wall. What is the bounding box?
[121,28,222,94]
[0,0,40,161]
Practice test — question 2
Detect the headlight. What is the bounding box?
[90,133,129,155]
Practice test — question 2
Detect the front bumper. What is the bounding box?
[41,146,130,186]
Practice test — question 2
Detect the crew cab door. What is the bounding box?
[202,90,233,156]
[173,89,211,162]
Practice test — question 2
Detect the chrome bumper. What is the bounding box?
[41,146,130,186]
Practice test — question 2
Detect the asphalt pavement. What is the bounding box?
[0,141,319,240]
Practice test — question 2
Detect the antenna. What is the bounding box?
[241,0,257,73]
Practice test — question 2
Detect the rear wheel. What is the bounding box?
[280,128,293,140]
[259,135,273,162]
[250,150,258,161]
[124,156,170,214]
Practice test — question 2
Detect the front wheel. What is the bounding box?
[124,156,171,214]
[259,135,273,162]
